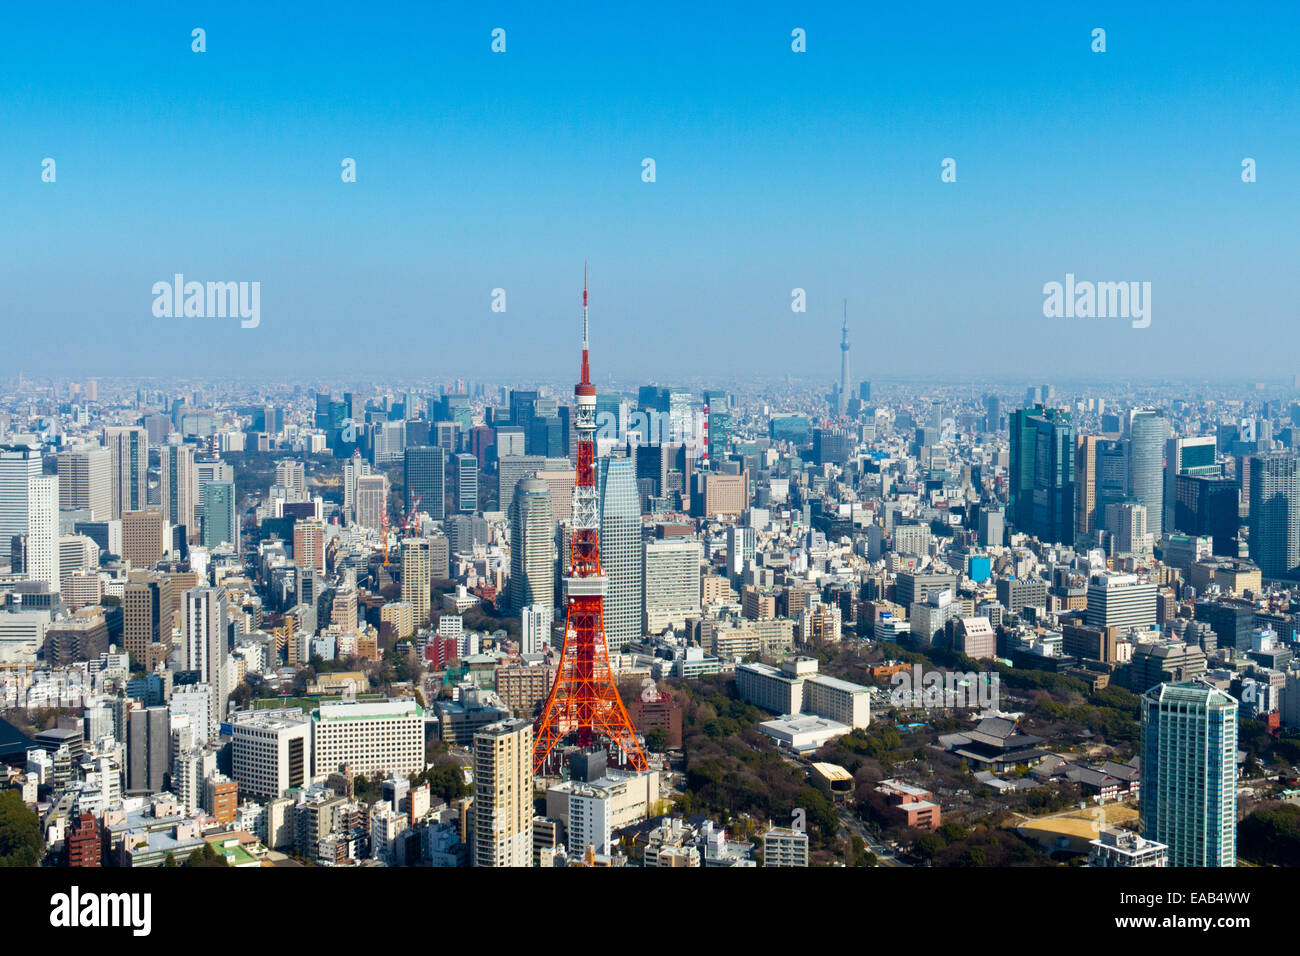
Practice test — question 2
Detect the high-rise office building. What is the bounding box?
[1248,453,1300,579]
[1106,501,1152,556]
[643,538,702,634]
[229,708,311,801]
[1128,409,1170,540]
[182,587,229,737]
[404,446,446,521]
[1174,474,1240,557]
[508,478,554,615]
[1094,438,1129,530]
[597,457,643,651]
[56,446,111,521]
[274,459,307,502]
[471,718,534,867]
[127,705,170,795]
[121,507,166,568]
[1141,682,1237,867]
[343,451,371,519]
[0,445,43,559]
[105,426,148,519]
[1086,572,1157,631]
[726,525,755,581]
[23,476,59,593]
[1163,436,1218,533]
[455,453,478,513]
[1075,435,1100,539]
[354,474,389,532]
[202,480,238,550]
[158,442,195,537]
[311,699,425,780]
[1008,405,1075,544]
[192,458,234,528]
[293,518,326,575]
[123,571,174,671]
[498,454,545,515]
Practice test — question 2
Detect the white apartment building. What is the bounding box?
[802,674,871,730]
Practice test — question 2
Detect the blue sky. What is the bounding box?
[2,2,1298,383]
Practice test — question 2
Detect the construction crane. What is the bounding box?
[402,494,423,537]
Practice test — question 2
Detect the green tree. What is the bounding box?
[0,790,41,867]
[182,841,230,868]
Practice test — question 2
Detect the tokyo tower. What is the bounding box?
[531,267,650,775]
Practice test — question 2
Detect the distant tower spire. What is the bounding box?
[837,299,851,417]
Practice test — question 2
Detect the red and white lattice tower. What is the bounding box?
[532,266,649,774]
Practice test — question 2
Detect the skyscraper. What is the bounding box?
[159,442,195,536]
[1248,452,1300,579]
[202,480,238,550]
[0,444,42,556]
[104,425,148,518]
[498,454,545,515]
[1174,474,1239,557]
[1094,438,1129,530]
[24,475,59,593]
[455,452,478,513]
[121,508,166,568]
[1141,682,1237,867]
[56,446,111,521]
[127,705,169,795]
[182,587,229,737]
[293,517,326,575]
[192,458,234,529]
[400,537,432,627]
[275,459,307,502]
[597,456,643,651]
[1163,435,1218,533]
[508,478,554,615]
[404,446,446,521]
[1008,405,1075,544]
[1075,435,1100,539]
[354,474,389,532]
[1128,409,1170,540]
[471,718,533,868]
[123,571,174,671]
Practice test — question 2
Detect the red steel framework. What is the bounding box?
[532,267,649,775]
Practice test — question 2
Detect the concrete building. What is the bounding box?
[642,538,702,634]
[1141,682,1237,867]
[57,445,112,521]
[229,708,311,801]
[311,699,425,780]
[762,825,809,867]
[471,718,533,867]
[1086,573,1157,632]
